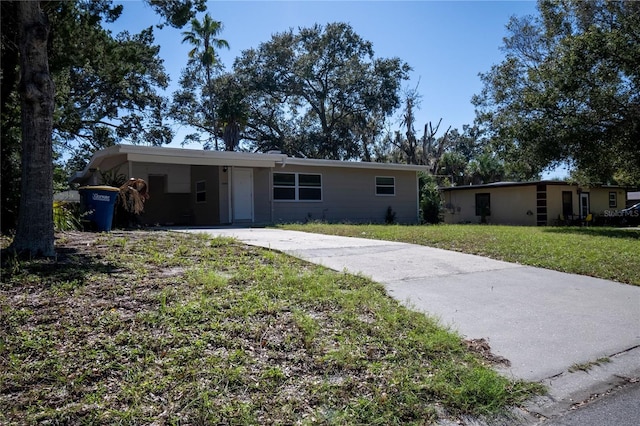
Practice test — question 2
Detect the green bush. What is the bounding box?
[384,206,396,224]
[420,173,442,224]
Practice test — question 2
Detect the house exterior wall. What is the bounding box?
[141,175,191,226]
[127,162,193,226]
[271,165,419,224]
[131,162,190,193]
[253,168,272,223]
[219,167,230,224]
[545,184,574,223]
[77,151,419,226]
[191,165,221,226]
[443,186,538,225]
[443,183,627,226]
[544,185,627,220]
[589,187,625,214]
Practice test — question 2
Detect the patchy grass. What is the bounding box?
[279,224,640,286]
[568,357,611,373]
[1,231,542,424]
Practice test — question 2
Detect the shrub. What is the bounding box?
[385,206,396,224]
[420,173,442,224]
[53,201,80,231]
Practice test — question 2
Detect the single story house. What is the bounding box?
[70,145,427,226]
[440,181,628,226]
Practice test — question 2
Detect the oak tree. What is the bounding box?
[473,0,640,185]
[233,22,410,160]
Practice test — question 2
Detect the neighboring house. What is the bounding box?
[70,145,427,226]
[440,181,628,226]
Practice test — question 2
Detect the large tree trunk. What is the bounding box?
[11,1,55,257]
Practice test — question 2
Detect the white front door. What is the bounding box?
[579,192,590,218]
[232,168,253,221]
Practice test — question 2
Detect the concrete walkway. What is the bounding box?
[184,228,640,417]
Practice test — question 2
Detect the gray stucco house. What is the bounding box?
[71,145,427,226]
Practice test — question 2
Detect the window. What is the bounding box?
[375,176,395,196]
[475,193,491,216]
[273,173,295,200]
[298,173,322,200]
[195,180,206,203]
[273,173,322,201]
[609,192,617,208]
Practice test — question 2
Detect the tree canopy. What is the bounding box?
[231,22,411,160]
[473,0,640,185]
[51,2,173,171]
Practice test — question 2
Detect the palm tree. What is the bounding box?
[181,14,229,149]
[467,151,505,184]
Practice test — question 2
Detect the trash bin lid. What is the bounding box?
[78,185,120,192]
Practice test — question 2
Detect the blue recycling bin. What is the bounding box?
[79,186,120,232]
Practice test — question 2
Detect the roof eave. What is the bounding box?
[283,157,428,172]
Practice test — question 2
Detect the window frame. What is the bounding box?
[375,176,396,196]
[273,172,322,202]
[195,180,206,203]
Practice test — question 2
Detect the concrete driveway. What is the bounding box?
[184,227,640,416]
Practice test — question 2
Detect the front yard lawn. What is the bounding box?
[280,224,640,286]
[1,231,542,424]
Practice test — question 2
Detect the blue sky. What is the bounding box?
[113,0,538,131]
[111,1,564,174]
